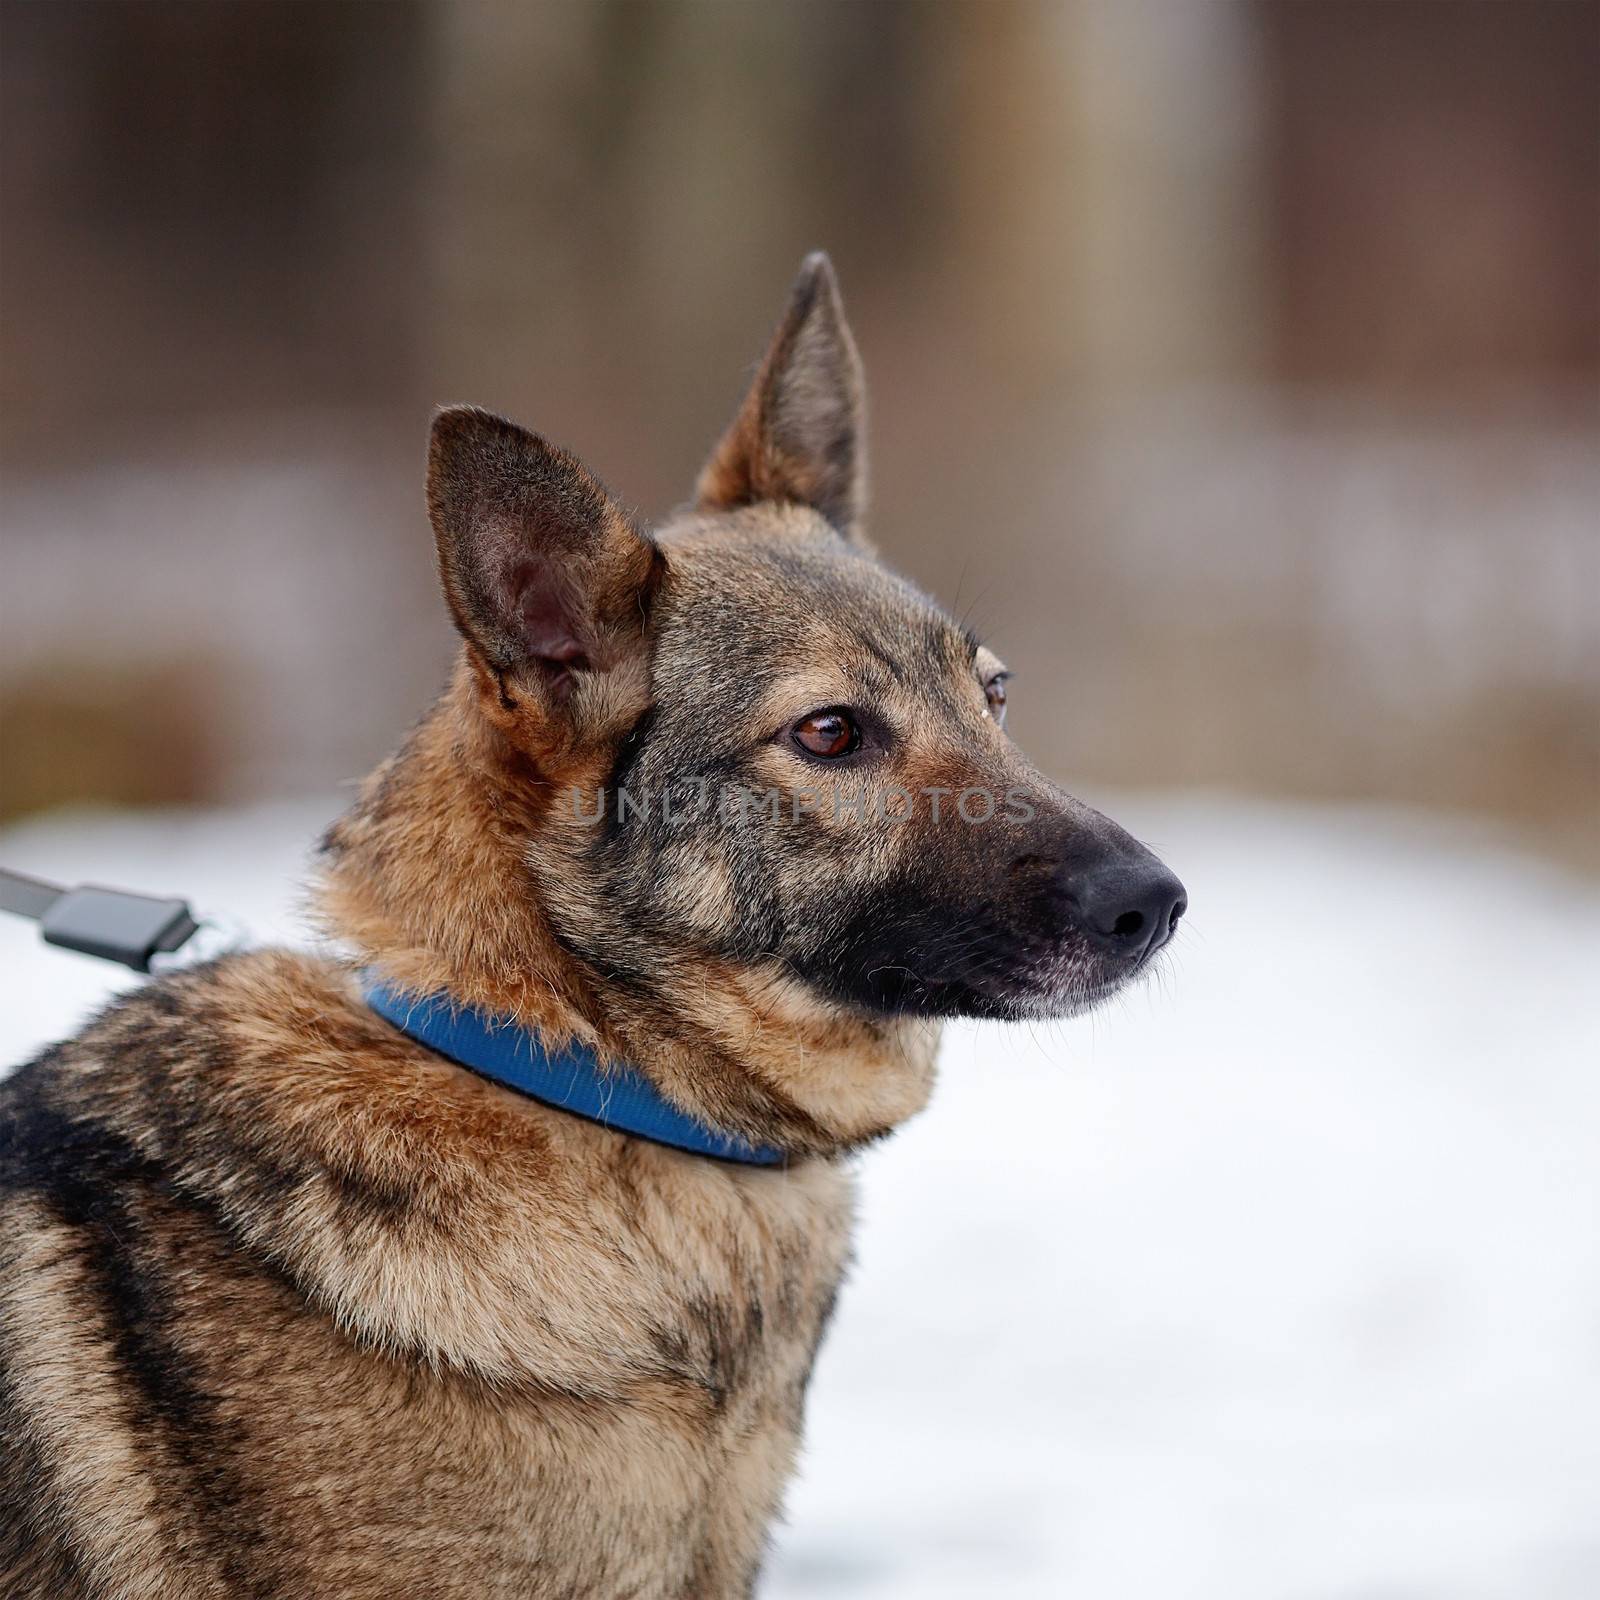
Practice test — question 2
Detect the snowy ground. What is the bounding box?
[3,793,1598,1599]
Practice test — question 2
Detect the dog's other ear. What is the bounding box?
[695,251,868,542]
[428,406,662,710]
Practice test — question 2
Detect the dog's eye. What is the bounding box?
[984,674,1009,727]
[793,710,860,759]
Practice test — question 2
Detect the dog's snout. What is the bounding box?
[1065,857,1186,963]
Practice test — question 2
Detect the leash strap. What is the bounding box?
[0,867,200,973]
[364,977,786,1167]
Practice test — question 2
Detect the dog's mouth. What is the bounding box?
[1004,956,1156,1021]
[784,827,1186,1023]
[815,916,1173,1022]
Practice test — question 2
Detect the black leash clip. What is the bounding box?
[1,869,201,973]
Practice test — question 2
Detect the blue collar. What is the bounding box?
[362,977,786,1167]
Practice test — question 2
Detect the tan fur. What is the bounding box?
[317,657,936,1156]
[2,950,857,1597]
[1,1205,200,1599]
[0,257,918,1598]
[1,253,1180,1597]
[695,256,869,542]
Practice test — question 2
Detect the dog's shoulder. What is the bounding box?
[0,949,857,1598]
[1,949,856,1391]
[1,948,416,1203]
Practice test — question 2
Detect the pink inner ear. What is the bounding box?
[509,561,587,669]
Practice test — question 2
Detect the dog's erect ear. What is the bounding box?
[428,406,662,706]
[695,251,868,541]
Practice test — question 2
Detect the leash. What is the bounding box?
[1,864,785,1166]
[0,866,202,972]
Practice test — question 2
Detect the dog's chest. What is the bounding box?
[280,1152,858,1598]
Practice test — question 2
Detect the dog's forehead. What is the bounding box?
[657,518,972,683]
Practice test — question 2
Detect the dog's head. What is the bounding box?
[423,254,1183,1030]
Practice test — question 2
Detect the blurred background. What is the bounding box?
[2,0,1596,852]
[2,3,1597,1597]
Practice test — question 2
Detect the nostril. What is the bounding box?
[1061,855,1185,959]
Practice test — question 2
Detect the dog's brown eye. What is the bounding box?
[793,711,860,759]
[985,675,1009,727]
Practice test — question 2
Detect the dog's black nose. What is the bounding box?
[1069,858,1187,962]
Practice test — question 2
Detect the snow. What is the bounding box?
[3,793,1598,1598]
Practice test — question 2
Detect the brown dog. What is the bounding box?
[0,254,1183,1598]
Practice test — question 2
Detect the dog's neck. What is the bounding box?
[316,663,938,1158]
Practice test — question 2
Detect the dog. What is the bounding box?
[0,253,1183,1598]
